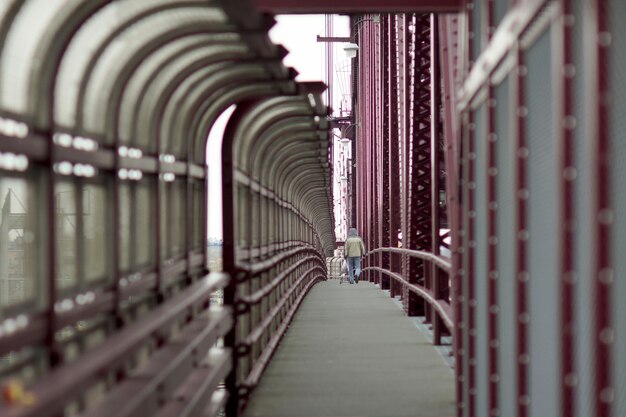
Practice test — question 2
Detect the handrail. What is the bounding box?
[239,255,323,304]
[241,266,326,347]
[367,247,452,272]
[1,273,231,417]
[362,266,453,332]
[241,274,325,391]
[238,244,322,275]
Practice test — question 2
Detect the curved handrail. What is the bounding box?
[362,266,453,332]
[367,247,452,272]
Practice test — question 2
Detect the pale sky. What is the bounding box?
[206,15,349,239]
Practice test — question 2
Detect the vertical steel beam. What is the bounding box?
[387,14,400,296]
[429,14,442,345]
[558,2,575,415]
[466,110,477,417]
[486,86,499,417]
[515,46,529,417]
[398,14,411,312]
[407,14,432,305]
[438,13,463,416]
[589,1,612,416]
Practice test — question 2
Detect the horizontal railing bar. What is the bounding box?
[53,146,115,169]
[238,245,322,275]
[242,266,325,347]
[239,255,322,304]
[140,349,231,417]
[0,135,48,161]
[0,314,47,357]
[84,309,232,417]
[363,266,453,332]
[241,274,324,391]
[367,247,452,271]
[55,290,115,329]
[118,155,158,172]
[1,272,229,417]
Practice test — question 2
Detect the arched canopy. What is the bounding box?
[0,2,336,416]
[225,90,335,256]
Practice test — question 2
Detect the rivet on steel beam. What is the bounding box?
[563,166,577,181]
[518,271,530,283]
[562,115,577,130]
[564,270,578,284]
[598,32,612,47]
[600,387,615,404]
[598,208,614,225]
[562,64,576,78]
[598,268,614,285]
[517,106,529,118]
[517,188,529,200]
[518,312,530,324]
[563,14,576,27]
[564,373,579,387]
[517,65,528,77]
[599,327,615,345]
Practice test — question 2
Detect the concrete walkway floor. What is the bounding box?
[243,279,456,417]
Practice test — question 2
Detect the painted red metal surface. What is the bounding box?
[515,45,529,417]
[251,0,462,14]
[591,1,613,416]
[559,1,575,415]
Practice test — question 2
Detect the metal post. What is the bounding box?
[429,14,442,346]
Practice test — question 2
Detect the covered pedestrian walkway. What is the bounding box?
[1,1,626,417]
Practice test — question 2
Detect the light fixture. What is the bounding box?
[340,138,351,147]
[343,43,359,59]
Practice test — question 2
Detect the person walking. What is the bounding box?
[344,228,366,284]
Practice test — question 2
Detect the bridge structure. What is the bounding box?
[0,1,624,417]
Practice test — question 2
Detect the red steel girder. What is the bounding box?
[406,14,433,283]
[378,16,391,287]
[251,0,462,14]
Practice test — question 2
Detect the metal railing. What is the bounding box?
[0,2,335,417]
[363,247,452,345]
[221,91,336,414]
[326,256,344,280]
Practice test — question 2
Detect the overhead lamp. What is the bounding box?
[340,138,351,147]
[343,43,359,59]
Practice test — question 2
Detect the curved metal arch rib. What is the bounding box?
[53,0,231,133]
